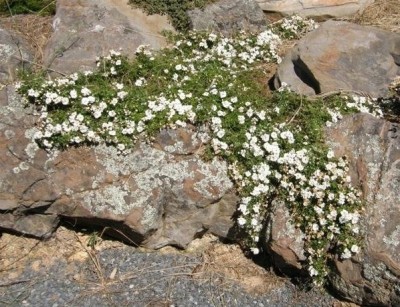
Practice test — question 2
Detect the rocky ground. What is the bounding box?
[0,227,345,307]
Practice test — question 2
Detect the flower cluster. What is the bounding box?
[231,106,363,284]
[18,16,369,286]
[326,95,383,127]
[272,15,319,39]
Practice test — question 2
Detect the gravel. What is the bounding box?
[0,245,337,307]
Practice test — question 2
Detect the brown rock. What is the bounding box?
[264,200,306,274]
[43,0,174,75]
[273,20,400,97]
[256,0,374,18]
[0,27,33,84]
[0,86,237,249]
[326,113,400,305]
[0,214,59,238]
[188,0,267,36]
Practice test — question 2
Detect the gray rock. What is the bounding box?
[0,86,238,248]
[325,113,400,305]
[43,0,174,76]
[0,27,33,84]
[264,200,306,274]
[0,214,59,238]
[257,113,400,305]
[256,0,374,18]
[188,0,267,35]
[273,20,400,97]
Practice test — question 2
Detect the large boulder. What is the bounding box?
[273,20,400,97]
[256,0,374,19]
[188,0,267,35]
[0,86,238,248]
[263,113,400,305]
[325,113,400,306]
[0,27,33,84]
[43,0,173,76]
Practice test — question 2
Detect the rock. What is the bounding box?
[325,113,400,305]
[256,0,374,19]
[0,27,33,84]
[0,214,59,238]
[188,0,267,35]
[43,0,174,76]
[0,86,238,248]
[273,20,400,97]
[259,113,400,305]
[264,200,306,274]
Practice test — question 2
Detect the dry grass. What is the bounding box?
[192,242,286,296]
[0,227,124,281]
[351,0,400,32]
[0,14,53,65]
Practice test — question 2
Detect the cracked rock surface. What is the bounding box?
[0,85,238,248]
[273,20,400,97]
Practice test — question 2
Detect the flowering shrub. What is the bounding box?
[17,17,378,285]
[271,15,319,39]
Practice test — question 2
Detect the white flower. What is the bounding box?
[81,87,91,96]
[70,90,78,99]
[250,247,260,255]
[115,83,124,90]
[341,248,352,259]
[327,149,335,159]
[135,79,144,87]
[219,91,227,98]
[308,266,319,276]
[216,129,225,138]
[238,115,245,124]
[28,89,40,97]
[350,245,360,254]
[117,91,128,99]
[238,217,246,226]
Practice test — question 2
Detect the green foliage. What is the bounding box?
[17,19,374,286]
[87,231,101,249]
[0,0,55,16]
[128,0,215,32]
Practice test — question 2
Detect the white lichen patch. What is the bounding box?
[12,161,30,173]
[78,180,160,231]
[24,142,40,160]
[383,225,400,248]
[164,141,185,154]
[141,205,159,228]
[363,262,387,283]
[1,87,29,120]
[193,158,233,199]
[43,150,60,171]
[4,129,15,139]
[18,161,30,171]
[24,127,41,140]
[82,185,129,215]
[94,142,167,176]
[158,160,193,181]
[0,44,14,62]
